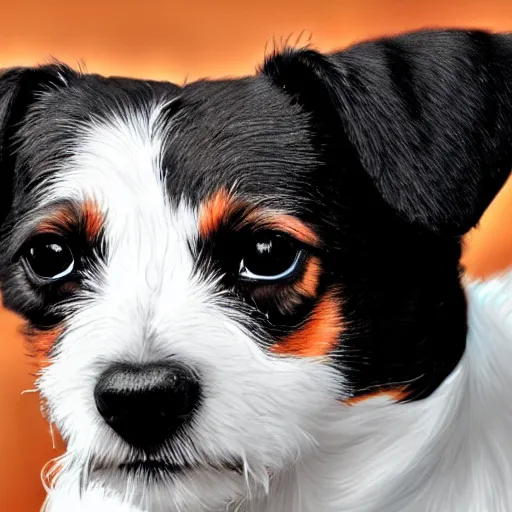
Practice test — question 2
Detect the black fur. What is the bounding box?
[0,29,511,401]
[262,30,512,237]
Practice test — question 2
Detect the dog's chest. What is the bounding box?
[241,271,512,512]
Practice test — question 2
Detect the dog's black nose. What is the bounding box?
[94,362,200,450]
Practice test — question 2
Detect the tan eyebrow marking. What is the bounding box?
[198,188,320,247]
[198,188,242,238]
[36,205,75,235]
[35,199,104,241]
[82,199,103,240]
[246,211,320,247]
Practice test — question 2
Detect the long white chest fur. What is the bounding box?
[246,270,512,512]
[45,269,512,512]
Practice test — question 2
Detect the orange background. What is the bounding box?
[1,0,511,510]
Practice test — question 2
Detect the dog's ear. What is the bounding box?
[261,30,512,237]
[0,63,75,228]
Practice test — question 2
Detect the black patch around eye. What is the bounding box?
[192,221,327,349]
[1,217,107,332]
[195,225,306,287]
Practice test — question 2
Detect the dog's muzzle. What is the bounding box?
[94,361,201,450]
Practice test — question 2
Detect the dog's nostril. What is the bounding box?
[94,362,201,450]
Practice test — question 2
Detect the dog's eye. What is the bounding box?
[239,232,303,281]
[22,235,75,281]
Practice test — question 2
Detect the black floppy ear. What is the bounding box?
[261,30,512,237]
[0,63,75,228]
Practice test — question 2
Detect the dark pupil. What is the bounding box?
[244,234,297,277]
[27,239,73,279]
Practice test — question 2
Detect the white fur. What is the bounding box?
[38,111,512,512]
[43,483,142,512]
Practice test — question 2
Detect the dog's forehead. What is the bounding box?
[17,74,318,216]
[164,78,317,205]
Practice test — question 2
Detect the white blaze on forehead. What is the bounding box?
[43,105,202,345]
[45,105,189,230]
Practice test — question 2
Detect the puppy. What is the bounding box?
[0,29,511,512]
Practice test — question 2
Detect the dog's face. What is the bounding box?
[0,30,511,510]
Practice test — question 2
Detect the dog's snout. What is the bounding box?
[94,362,201,449]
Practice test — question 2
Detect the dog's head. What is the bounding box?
[1,30,511,510]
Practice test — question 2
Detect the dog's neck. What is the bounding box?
[244,270,512,512]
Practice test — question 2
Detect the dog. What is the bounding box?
[1,28,512,512]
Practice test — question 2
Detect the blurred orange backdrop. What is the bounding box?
[1,0,511,510]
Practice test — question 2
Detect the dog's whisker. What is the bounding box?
[48,421,57,449]
[20,388,38,395]
[41,453,67,494]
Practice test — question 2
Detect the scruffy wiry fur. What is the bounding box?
[43,270,512,512]
[0,29,511,512]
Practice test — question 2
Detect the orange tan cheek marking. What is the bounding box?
[343,387,410,406]
[24,326,64,369]
[294,256,321,297]
[271,290,343,357]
